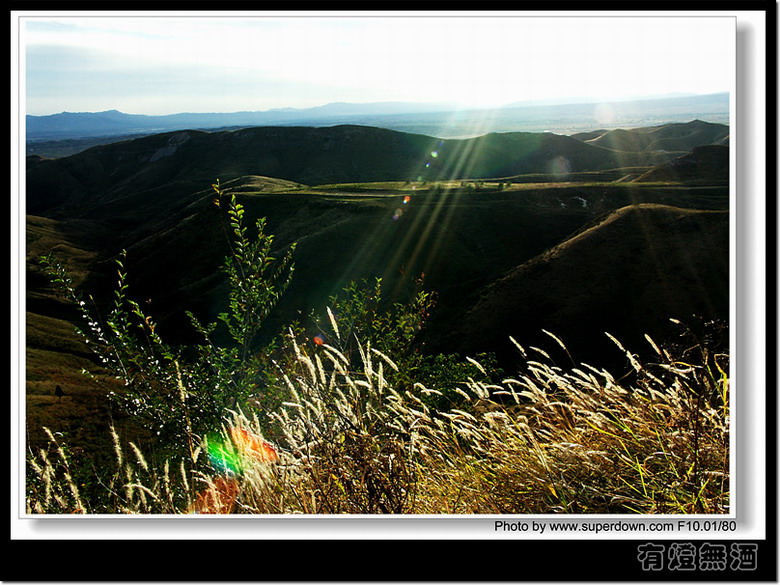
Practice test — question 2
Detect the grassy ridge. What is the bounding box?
[26,177,730,366]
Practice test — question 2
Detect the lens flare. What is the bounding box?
[403,195,411,204]
[594,103,616,125]
[313,335,325,345]
[393,208,404,221]
[206,437,242,475]
[194,426,279,513]
[230,427,279,463]
[190,476,241,514]
[549,155,572,176]
[206,427,279,474]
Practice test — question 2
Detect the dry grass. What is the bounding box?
[412,334,729,514]
[26,327,729,515]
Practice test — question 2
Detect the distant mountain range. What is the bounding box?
[25,101,458,140]
[26,93,729,150]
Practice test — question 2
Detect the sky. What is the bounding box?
[19,12,735,116]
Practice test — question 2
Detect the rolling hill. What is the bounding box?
[584,119,730,154]
[442,204,730,370]
[24,102,459,141]
[28,122,710,221]
[25,122,731,341]
[23,121,731,449]
[633,144,730,184]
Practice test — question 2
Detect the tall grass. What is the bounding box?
[27,324,729,515]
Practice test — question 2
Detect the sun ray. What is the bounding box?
[383,121,508,301]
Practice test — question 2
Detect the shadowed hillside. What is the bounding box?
[26,124,692,221]
[441,204,729,372]
[633,145,730,184]
[27,180,730,377]
[25,123,731,360]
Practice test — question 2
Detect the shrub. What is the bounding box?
[304,277,503,410]
[38,181,295,457]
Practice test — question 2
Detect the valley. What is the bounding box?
[24,120,730,456]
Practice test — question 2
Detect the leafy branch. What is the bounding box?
[39,181,297,457]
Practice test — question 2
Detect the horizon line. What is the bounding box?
[26,91,730,119]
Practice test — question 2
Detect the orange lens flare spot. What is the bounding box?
[403,195,411,204]
[313,335,325,346]
[230,427,279,463]
[189,476,241,514]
